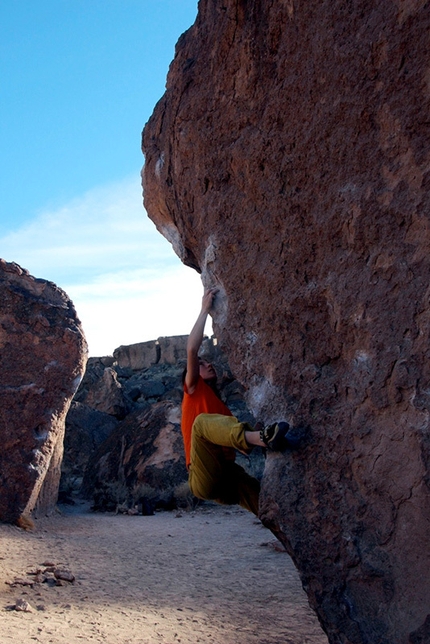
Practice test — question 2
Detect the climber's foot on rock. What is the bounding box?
[260,421,308,451]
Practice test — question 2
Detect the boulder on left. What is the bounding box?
[0,259,88,523]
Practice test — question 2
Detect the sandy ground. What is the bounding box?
[0,503,328,644]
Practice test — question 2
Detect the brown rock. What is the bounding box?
[0,259,87,523]
[141,2,430,643]
[8,577,34,588]
[53,568,75,583]
[14,598,34,612]
[113,335,188,371]
[156,335,189,366]
[113,339,159,371]
[15,515,35,531]
[83,367,126,417]
[73,357,127,417]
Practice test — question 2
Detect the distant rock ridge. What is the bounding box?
[113,335,188,371]
[0,259,87,523]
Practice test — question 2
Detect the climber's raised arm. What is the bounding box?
[184,287,217,394]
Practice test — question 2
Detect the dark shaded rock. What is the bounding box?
[61,358,128,500]
[81,401,186,511]
[409,615,430,644]
[119,361,184,406]
[0,259,87,522]
[60,402,119,498]
[141,2,430,642]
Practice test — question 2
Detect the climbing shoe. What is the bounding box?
[260,422,307,451]
[260,422,290,451]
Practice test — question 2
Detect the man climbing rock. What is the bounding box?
[181,287,302,516]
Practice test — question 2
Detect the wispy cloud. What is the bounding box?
[0,176,208,355]
[1,176,175,278]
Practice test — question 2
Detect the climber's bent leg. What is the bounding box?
[192,413,253,451]
[188,413,260,515]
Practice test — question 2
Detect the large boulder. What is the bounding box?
[141,2,430,643]
[0,259,87,522]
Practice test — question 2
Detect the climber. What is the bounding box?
[181,286,299,516]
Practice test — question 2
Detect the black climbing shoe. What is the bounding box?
[260,422,307,451]
[260,422,290,451]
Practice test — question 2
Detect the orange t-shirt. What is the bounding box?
[181,377,233,468]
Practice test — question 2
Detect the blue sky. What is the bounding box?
[0,1,208,356]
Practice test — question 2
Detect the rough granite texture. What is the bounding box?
[141,1,430,643]
[0,259,87,522]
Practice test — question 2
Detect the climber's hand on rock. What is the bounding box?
[202,287,218,314]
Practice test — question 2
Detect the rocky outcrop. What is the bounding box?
[62,336,263,511]
[75,360,127,418]
[141,2,430,643]
[113,335,188,371]
[61,401,119,498]
[81,401,187,513]
[0,259,87,523]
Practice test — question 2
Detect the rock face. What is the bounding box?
[113,335,188,371]
[61,401,120,499]
[141,2,430,643]
[81,401,187,513]
[0,260,87,522]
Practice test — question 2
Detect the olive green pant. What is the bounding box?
[188,413,260,516]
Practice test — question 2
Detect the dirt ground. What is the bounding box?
[0,503,328,644]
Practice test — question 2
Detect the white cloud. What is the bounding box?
[0,176,210,356]
[1,176,174,278]
[68,267,208,357]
